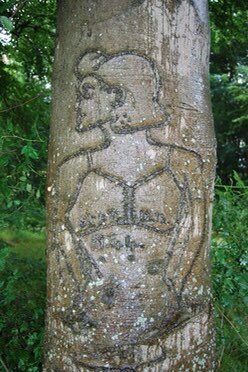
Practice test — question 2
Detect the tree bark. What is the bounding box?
[44,0,216,370]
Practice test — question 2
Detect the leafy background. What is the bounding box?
[0,0,247,371]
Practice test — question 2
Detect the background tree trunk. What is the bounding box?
[44,0,216,370]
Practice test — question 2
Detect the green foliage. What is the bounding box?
[0,233,46,371]
[211,66,248,182]
[0,0,55,229]
[209,0,248,183]
[0,84,49,228]
[0,230,46,261]
[212,174,248,370]
[0,0,56,79]
[209,0,247,76]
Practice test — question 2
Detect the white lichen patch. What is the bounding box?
[134,314,148,329]
[88,278,104,288]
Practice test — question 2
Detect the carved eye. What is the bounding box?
[103,86,125,107]
[80,83,95,99]
[112,87,125,107]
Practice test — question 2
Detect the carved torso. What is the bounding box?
[49,51,208,364]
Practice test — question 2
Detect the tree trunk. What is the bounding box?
[44,0,216,370]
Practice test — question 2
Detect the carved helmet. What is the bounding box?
[75,51,167,133]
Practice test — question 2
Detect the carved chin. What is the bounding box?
[76,112,117,132]
[111,115,166,133]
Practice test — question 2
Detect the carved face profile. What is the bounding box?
[75,52,167,134]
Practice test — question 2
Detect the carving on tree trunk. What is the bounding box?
[44,1,216,370]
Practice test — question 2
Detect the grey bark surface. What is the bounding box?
[44,0,216,370]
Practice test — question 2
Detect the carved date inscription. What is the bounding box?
[68,169,182,238]
[91,233,145,262]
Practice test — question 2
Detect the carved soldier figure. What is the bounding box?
[52,52,207,366]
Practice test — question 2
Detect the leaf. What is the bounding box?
[20,323,28,333]
[20,176,27,182]
[233,171,245,188]
[0,156,9,166]
[6,200,13,208]
[0,247,9,271]
[36,189,41,199]
[0,16,13,31]
[26,184,32,192]
[7,119,13,131]
[21,145,38,160]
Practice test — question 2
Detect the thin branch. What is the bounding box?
[0,356,9,372]
[218,345,225,369]
[216,304,248,347]
[11,0,29,18]
[0,95,40,114]
[215,184,248,189]
[1,135,44,143]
